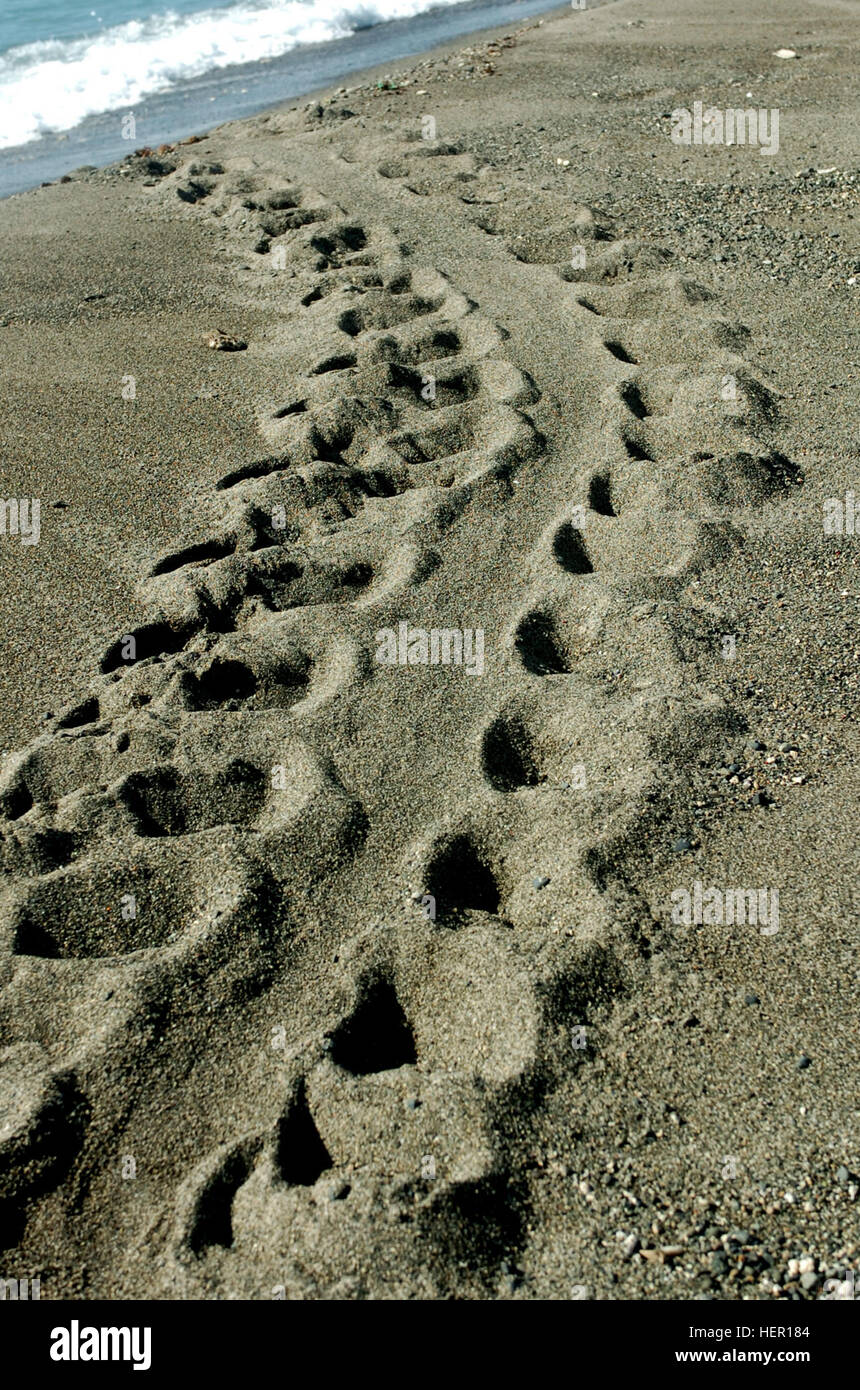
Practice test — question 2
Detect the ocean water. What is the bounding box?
[0,0,492,150]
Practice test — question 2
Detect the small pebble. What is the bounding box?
[797,1054,812,1070]
[533,875,550,890]
[206,328,247,351]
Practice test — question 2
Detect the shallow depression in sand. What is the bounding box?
[3,847,230,960]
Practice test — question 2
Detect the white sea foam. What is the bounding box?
[0,0,467,149]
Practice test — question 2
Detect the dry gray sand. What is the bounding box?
[0,0,858,1300]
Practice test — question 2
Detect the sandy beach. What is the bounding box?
[0,0,858,1302]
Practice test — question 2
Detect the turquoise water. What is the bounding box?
[0,0,519,150]
[2,0,240,50]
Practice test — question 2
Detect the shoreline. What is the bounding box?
[0,0,582,200]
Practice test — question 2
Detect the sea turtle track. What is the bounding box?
[0,137,805,1297]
